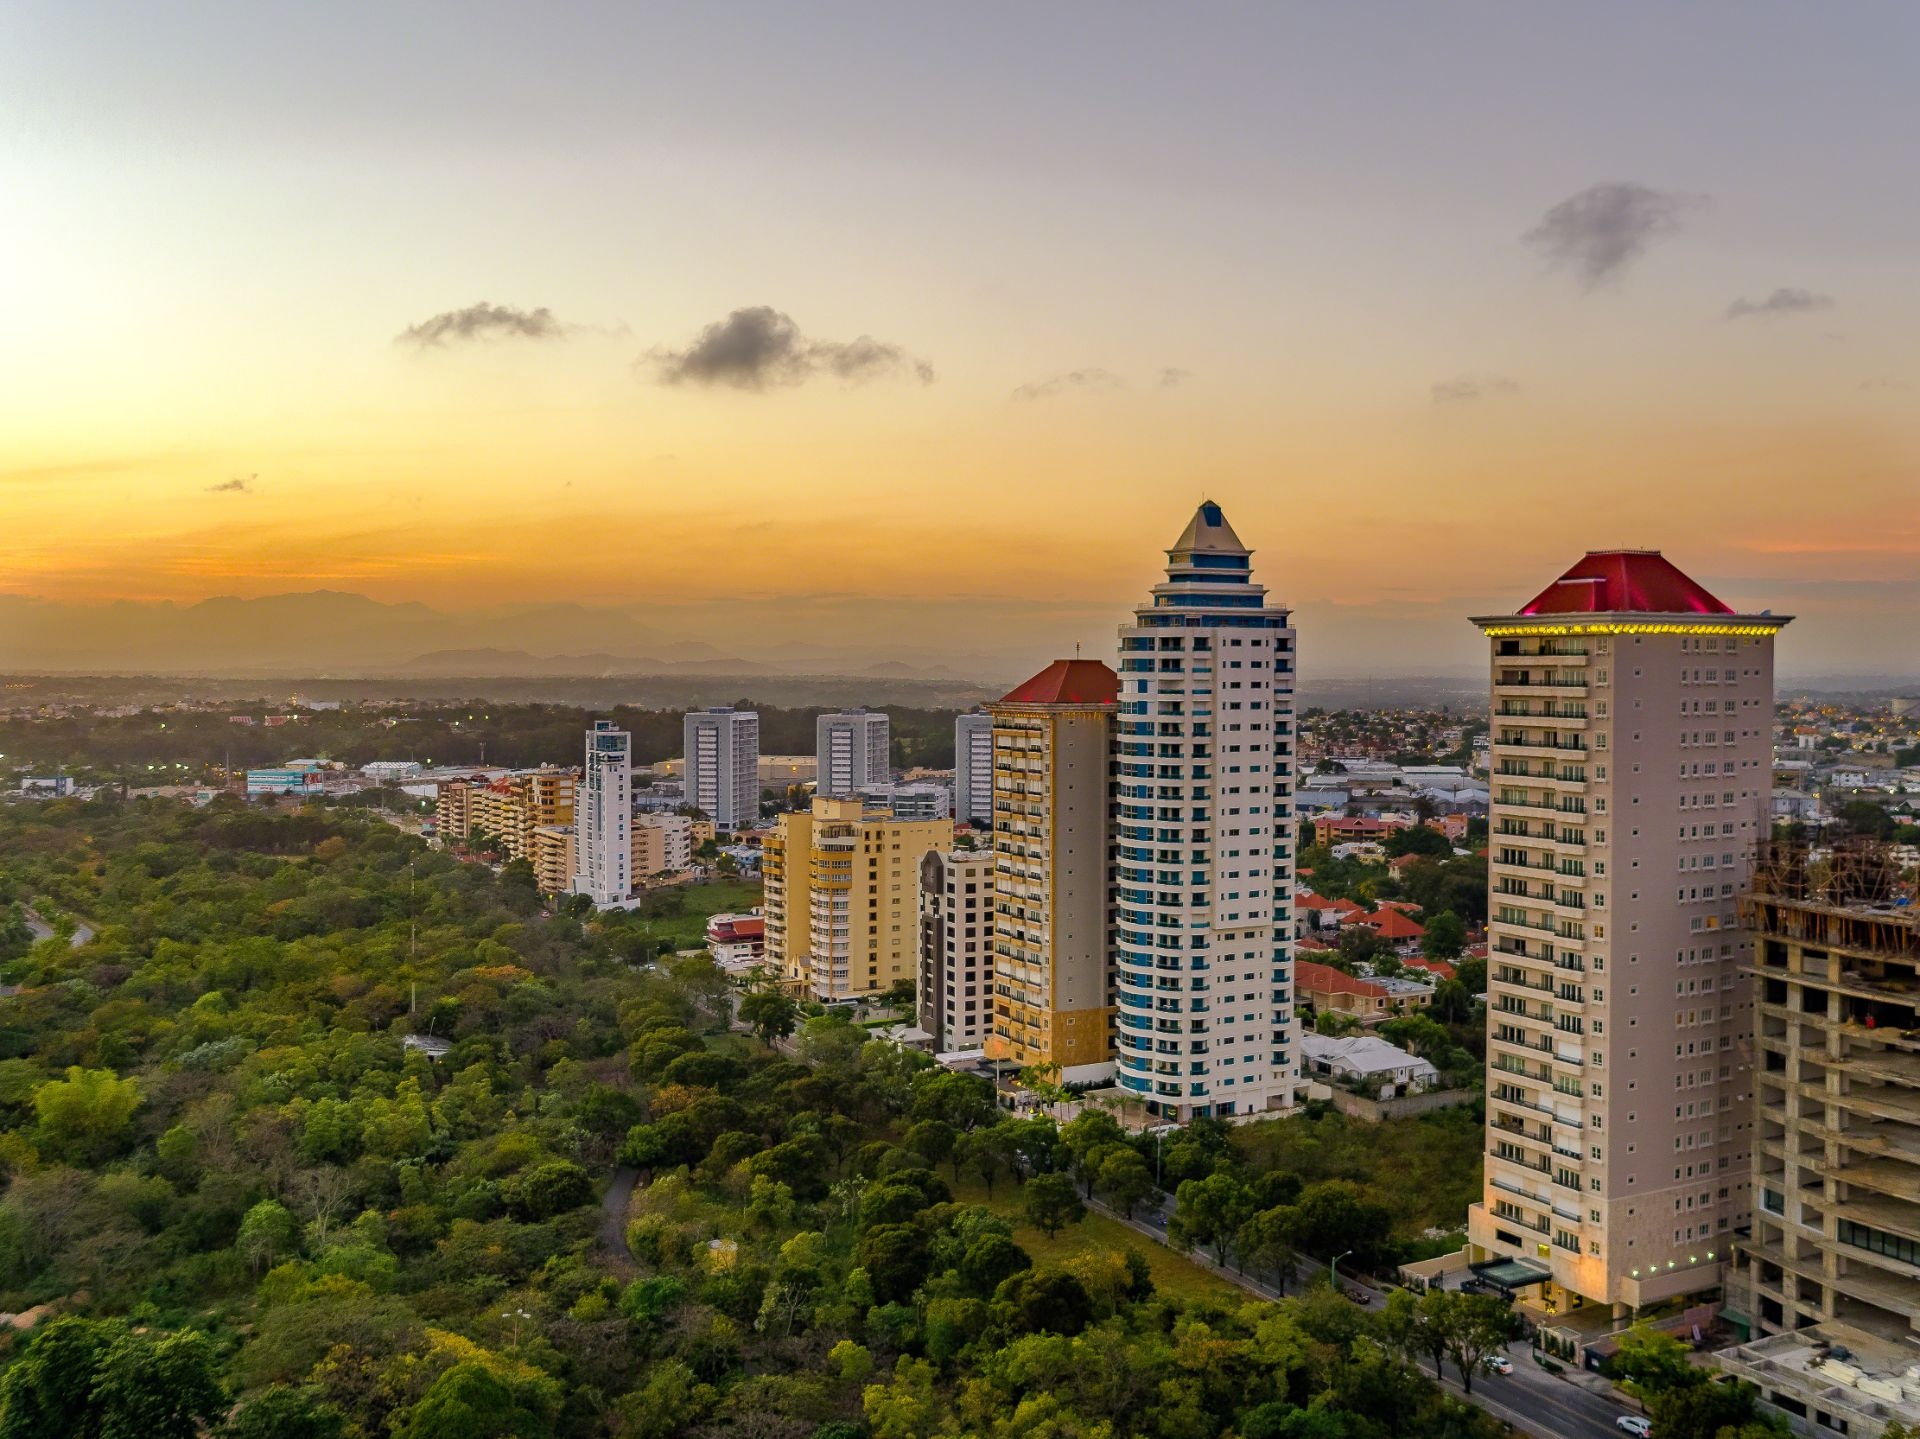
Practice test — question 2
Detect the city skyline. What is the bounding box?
[4,5,1918,680]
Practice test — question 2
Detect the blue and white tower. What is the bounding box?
[1111,502,1299,1120]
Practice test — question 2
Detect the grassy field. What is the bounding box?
[943,1172,1245,1305]
[627,879,763,953]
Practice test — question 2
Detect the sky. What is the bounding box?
[2,3,1916,678]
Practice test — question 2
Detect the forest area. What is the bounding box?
[0,793,1527,1439]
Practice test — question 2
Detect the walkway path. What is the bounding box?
[598,1166,639,1274]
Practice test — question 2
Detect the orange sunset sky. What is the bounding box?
[3,5,1916,678]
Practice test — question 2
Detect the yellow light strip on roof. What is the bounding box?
[1476,621,1786,637]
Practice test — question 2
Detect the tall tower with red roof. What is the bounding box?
[1465,551,1790,1322]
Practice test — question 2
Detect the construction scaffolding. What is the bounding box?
[1743,838,1920,964]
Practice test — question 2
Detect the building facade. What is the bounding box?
[918,848,996,1052]
[857,782,952,821]
[684,706,760,830]
[472,768,575,861]
[632,812,694,878]
[816,710,890,798]
[575,720,633,904]
[764,797,948,1002]
[1465,550,1788,1320]
[530,824,576,895]
[955,711,994,827]
[988,658,1119,1084]
[1110,501,1301,1120]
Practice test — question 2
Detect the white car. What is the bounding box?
[1484,1355,1513,1375]
[1616,1417,1652,1437]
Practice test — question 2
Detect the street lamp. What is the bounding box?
[501,1307,532,1347]
[1331,1249,1354,1291]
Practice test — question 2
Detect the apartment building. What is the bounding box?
[857,782,951,821]
[575,721,633,904]
[1465,550,1788,1322]
[1734,840,1920,1341]
[817,710,890,798]
[473,769,575,861]
[918,848,995,1051]
[434,779,476,842]
[632,812,694,878]
[530,824,575,895]
[684,707,760,830]
[955,711,994,827]
[763,797,948,1002]
[1110,502,1301,1120]
[988,658,1119,1083]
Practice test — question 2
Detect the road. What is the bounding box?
[598,1165,639,1274]
[23,908,93,949]
[1093,1192,1636,1439]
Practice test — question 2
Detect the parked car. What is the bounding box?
[1616,1417,1652,1437]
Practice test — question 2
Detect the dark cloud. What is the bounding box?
[1431,376,1520,405]
[396,302,569,347]
[1011,367,1126,402]
[1725,287,1834,320]
[1156,367,1192,389]
[207,474,254,493]
[645,306,933,389]
[1524,182,1698,289]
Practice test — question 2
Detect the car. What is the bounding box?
[1616,1417,1652,1437]
[1484,1355,1513,1375]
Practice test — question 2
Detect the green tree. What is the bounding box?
[0,1315,121,1439]
[1612,1323,1697,1401]
[1022,1172,1085,1239]
[91,1328,226,1439]
[1170,1172,1255,1267]
[1058,1111,1124,1197]
[224,1387,346,1439]
[1438,1292,1512,1395]
[237,1198,300,1272]
[394,1362,559,1439]
[1238,1205,1302,1295]
[32,1067,139,1163]
[1421,911,1467,960]
[504,1160,594,1220]
[738,990,799,1044]
[1096,1146,1156,1219]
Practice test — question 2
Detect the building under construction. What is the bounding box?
[1723,838,1920,1436]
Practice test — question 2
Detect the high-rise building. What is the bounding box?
[472,768,575,861]
[530,824,575,895]
[1110,503,1301,1120]
[684,707,760,830]
[856,782,951,821]
[1725,840,1920,1364]
[955,711,993,827]
[988,658,1119,1084]
[1464,551,1787,1322]
[919,848,995,1052]
[763,797,948,1002]
[816,710,890,797]
[574,721,632,904]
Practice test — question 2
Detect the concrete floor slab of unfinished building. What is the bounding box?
[1720,1321,1920,1438]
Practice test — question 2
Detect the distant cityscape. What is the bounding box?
[5,505,1920,1435]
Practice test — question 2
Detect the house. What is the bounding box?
[706,912,765,966]
[1295,960,1435,1021]
[1313,814,1397,847]
[1301,1033,1438,1098]
[1295,892,1369,932]
[1354,906,1426,951]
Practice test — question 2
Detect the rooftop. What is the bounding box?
[1168,499,1249,557]
[996,658,1120,707]
[1518,550,1733,616]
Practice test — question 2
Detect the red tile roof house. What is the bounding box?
[1295,960,1435,1022]
[1313,814,1399,847]
[1402,957,1456,982]
[1353,906,1427,952]
[1293,892,1370,933]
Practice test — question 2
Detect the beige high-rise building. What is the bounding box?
[1724,841,1920,1372]
[764,797,948,1002]
[1465,551,1789,1324]
[988,658,1118,1084]
[919,847,995,1052]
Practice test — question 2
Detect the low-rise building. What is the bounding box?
[858,782,952,821]
[706,912,765,966]
[1301,1032,1438,1097]
[1295,960,1435,1021]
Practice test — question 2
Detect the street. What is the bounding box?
[1097,1192,1638,1439]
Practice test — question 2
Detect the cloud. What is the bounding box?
[1156,367,1192,389]
[207,475,255,493]
[1524,182,1698,289]
[1431,376,1520,405]
[1724,287,1834,320]
[396,302,570,347]
[644,306,933,389]
[1011,368,1127,402]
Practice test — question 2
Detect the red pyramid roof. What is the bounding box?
[1519,551,1733,617]
[997,659,1119,707]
